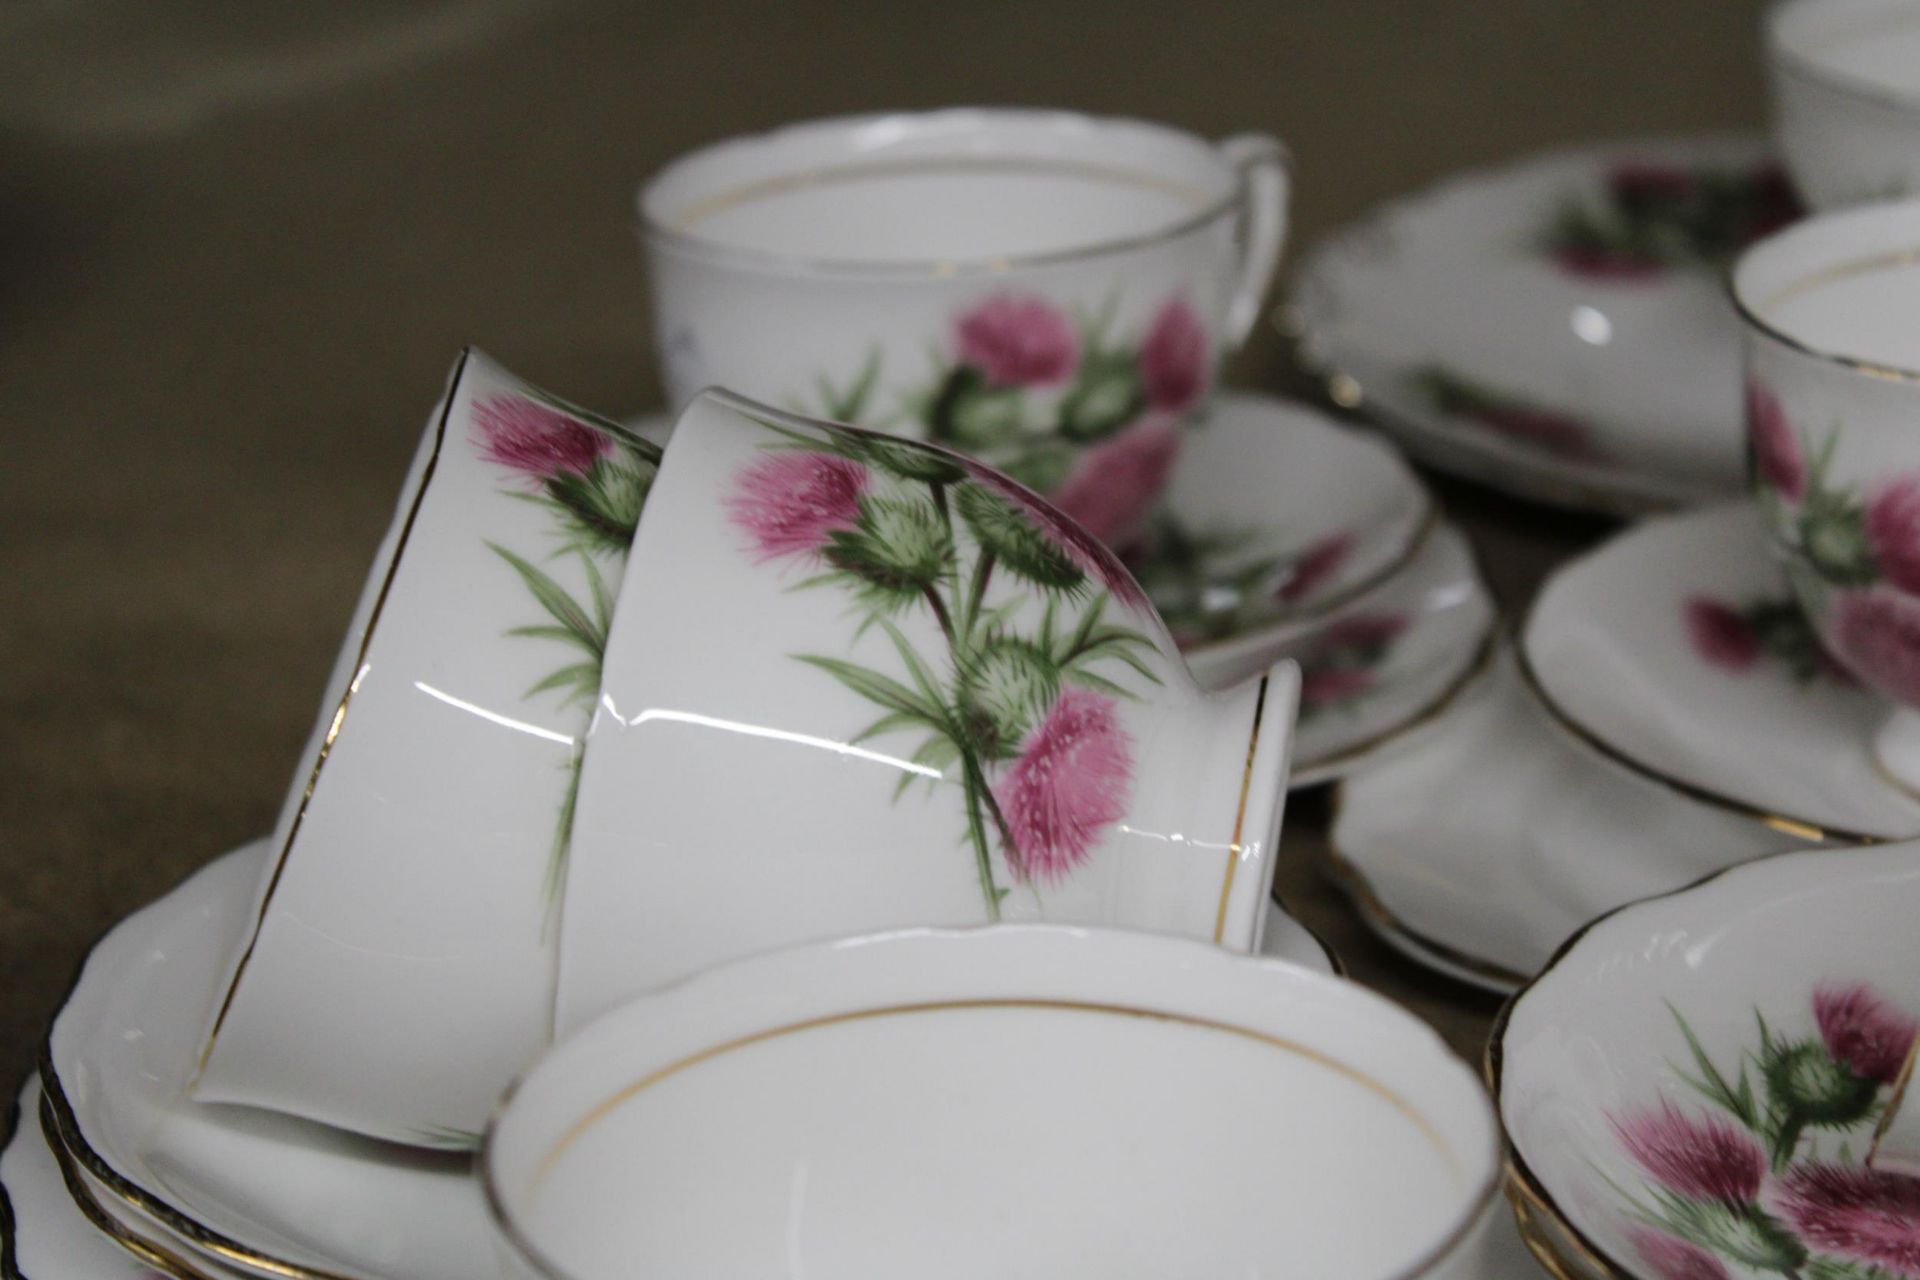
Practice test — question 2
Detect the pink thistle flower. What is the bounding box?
[727,451,870,563]
[1277,533,1354,605]
[1815,982,1920,1085]
[1625,1225,1733,1280]
[1318,612,1409,652]
[990,687,1134,884]
[961,460,1152,612]
[1611,1101,1766,1204]
[1469,401,1596,458]
[1747,380,1806,501]
[1685,597,1762,672]
[1868,476,1920,595]
[1301,665,1375,709]
[1773,1162,1920,1275]
[1139,295,1210,413]
[955,294,1080,388]
[473,395,611,481]
[1831,588,1920,705]
[1047,415,1181,550]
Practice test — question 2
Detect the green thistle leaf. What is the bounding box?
[815,347,883,423]
[525,661,602,703]
[952,482,1086,596]
[834,429,968,485]
[490,544,606,655]
[996,442,1075,495]
[794,655,943,722]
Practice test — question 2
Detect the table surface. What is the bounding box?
[0,0,1764,1096]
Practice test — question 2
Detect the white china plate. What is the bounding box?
[1188,521,1496,787]
[37,840,1333,1280]
[1290,135,1791,514]
[1523,501,1920,841]
[1330,645,1808,992]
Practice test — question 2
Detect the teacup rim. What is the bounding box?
[1768,0,1920,118]
[484,922,1502,1280]
[1730,193,1920,385]
[635,106,1261,279]
[1486,837,1920,1280]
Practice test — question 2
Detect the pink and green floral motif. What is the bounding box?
[475,391,660,930]
[1604,984,1920,1279]
[1684,595,1852,686]
[806,291,1208,549]
[1410,366,1603,461]
[1120,514,1357,646]
[1297,613,1409,722]
[727,417,1163,917]
[1746,381,1920,702]
[1543,160,1802,281]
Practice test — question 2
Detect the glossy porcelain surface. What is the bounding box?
[489,927,1499,1280]
[1736,197,1920,792]
[189,351,660,1146]
[558,389,1298,1034]
[1330,646,1805,992]
[1769,0,1920,209]
[34,838,1334,1280]
[1189,522,1494,787]
[641,109,1288,543]
[1291,135,1797,513]
[1495,841,1920,1280]
[1524,502,1920,839]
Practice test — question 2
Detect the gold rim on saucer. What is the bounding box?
[1511,599,1881,845]
[38,1099,217,1280]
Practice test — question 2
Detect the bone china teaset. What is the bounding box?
[14,5,1920,1279]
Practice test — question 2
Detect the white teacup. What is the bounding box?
[638,108,1288,546]
[1768,0,1920,209]
[555,389,1299,1035]
[487,927,1500,1280]
[1734,196,1920,793]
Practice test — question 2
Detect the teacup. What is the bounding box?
[555,389,1300,1035]
[1768,0,1920,209]
[638,108,1289,546]
[194,351,661,1145]
[1734,196,1920,794]
[488,926,1501,1280]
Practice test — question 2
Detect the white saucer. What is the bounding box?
[1,1080,165,1280]
[37,841,1334,1280]
[1289,135,1796,514]
[1523,501,1920,841]
[1187,522,1496,787]
[1329,645,1807,992]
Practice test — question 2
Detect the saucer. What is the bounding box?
[1522,501,1920,841]
[1186,522,1497,787]
[37,840,1333,1280]
[1289,135,1797,514]
[1329,645,1807,992]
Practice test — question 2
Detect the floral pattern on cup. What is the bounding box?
[475,391,658,925]
[1606,983,1920,1280]
[1121,515,1356,647]
[1410,366,1603,461]
[1543,160,1802,281]
[1684,594,1851,686]
[1746,380,1920,704]
[807,291,1208,549]
[1297,612,1409,723]
[726,416,1164,917]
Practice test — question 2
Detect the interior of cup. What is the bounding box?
[1734,196,1920,375]
[488,927,1497,1280]
[1497,842,1920,1279]
[639,109,1240,269]
[1771,0,1920,108]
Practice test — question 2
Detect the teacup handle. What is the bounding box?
[1217,132,1292,352]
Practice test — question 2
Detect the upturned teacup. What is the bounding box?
[638,108,1289,547]
[555,388,1300,1035]
[1768,0,1920,209]
[1734,196,1920,793]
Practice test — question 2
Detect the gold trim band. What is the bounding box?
[1214,674,1270,944]
[39,1098,216,1280]
[1732,241,1920,385]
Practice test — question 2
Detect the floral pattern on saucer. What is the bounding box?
[1685,594,1849,685]
[1544,159,1801,281]
[804,291,1207,549]
[1298,613,1410,723]
[727,417,1164,918]
[1120,512,1355,646]
[1607,983,1919,1279]
[1409,366,1603,460]
[476,391,658,925]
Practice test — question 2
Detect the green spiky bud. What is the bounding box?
[1764,1039,1881,1128]
[546,456,654,555]
[1663,1200,1806,1275]
[834,430,968,486]
[823,494,952,610]
[957,637,1060,759]
[1058,353,1144,441]
[952,482,1085,595]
